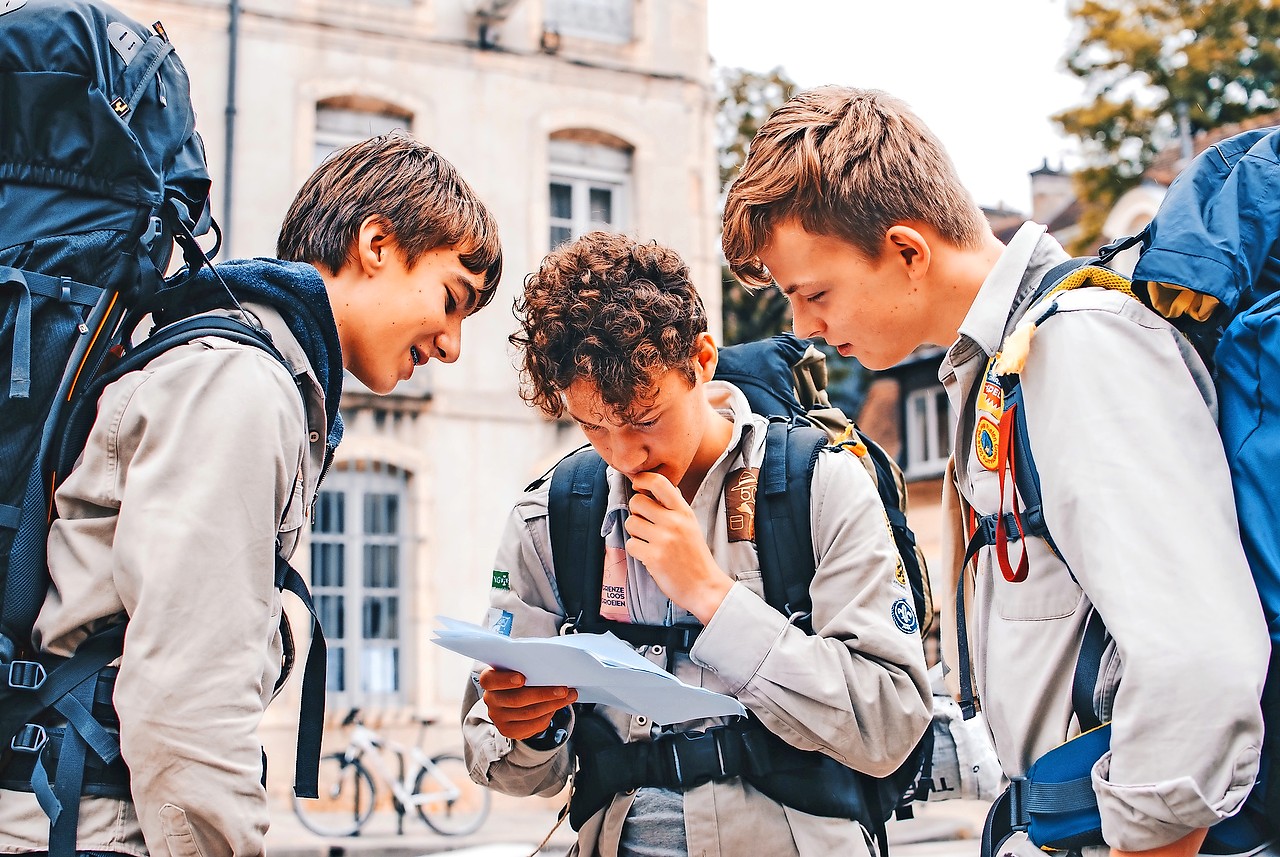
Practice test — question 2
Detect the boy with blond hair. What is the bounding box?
[723,86,1271,857]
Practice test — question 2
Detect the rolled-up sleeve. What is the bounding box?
[1022,297,1269,850]
[691,448,932,777]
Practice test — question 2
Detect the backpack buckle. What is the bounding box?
[11,723,47,754]
[7,659,46,691]
[667,730,727,789]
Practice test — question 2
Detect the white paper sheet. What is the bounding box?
[432,616,746,725]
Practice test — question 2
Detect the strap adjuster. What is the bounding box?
[7,660,47,690]
[11,723,48,754]
[1007,775,1031,832]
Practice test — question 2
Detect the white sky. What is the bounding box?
[707,0,1087,214]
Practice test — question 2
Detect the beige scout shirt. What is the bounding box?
[0,301,328,857]
[939,223,1270,852]
[462,381,932,857]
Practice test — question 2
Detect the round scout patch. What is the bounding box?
[975,414,1000,471]
[891,598,918,634]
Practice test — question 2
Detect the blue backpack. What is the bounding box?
[967,127,1280,855]
[0,3,325,853]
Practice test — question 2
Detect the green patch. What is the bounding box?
[491,569,510,591]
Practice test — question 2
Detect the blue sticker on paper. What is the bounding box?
[891,598,918,635]
[487,608,514,637]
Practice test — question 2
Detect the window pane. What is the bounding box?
[326,644,346,692]
[550,183,573,220]
[550,226,573,248]
[589,187,613,225]
[317,593,345,639]
[311,543,345,588]
[361,647,399,694]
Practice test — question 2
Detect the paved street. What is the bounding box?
[267,791,992,857]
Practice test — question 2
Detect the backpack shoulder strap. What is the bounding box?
[755,420,826,627]
[548,447,609,625]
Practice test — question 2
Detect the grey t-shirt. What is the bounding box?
[618,788,687,857]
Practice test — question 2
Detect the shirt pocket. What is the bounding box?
[992,538,1083,621]
[277,470,307,554]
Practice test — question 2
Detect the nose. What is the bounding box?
[603,432,648,476]
[790,300,823,340]
[433,320,461,364]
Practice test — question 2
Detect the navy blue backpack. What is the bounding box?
[966,127,1280,856]
[0,3,325,853]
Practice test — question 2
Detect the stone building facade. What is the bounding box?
[110,0,718,803]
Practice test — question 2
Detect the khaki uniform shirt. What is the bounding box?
[0,302,329,857]
[939,223,1270,852]
[462,382,932,857]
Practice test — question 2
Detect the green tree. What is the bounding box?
[1055,0,1280,253]
[717,65,796,348]
[716,65,868,414]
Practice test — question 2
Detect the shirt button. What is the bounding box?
[308,431,320,443]
[651,645,664,656]
[636,715,648,726]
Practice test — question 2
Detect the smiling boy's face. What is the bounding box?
[339,241,481,394]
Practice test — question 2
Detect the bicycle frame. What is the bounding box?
[341,722,463,809]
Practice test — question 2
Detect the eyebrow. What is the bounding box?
[452,273,481,313]
[777,281,820,297]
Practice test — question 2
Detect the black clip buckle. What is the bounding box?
[669,730,726,789]
[11,723,48,754]
[7,660,46,691]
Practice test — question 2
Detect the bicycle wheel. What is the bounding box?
[414,752,491,835]
[293,753,377,837]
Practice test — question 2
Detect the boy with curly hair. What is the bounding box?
[722,86,1271,857]
[461,230,930,857]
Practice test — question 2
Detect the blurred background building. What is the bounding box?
[110,0,718,803]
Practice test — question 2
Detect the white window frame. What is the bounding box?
[313,104,411,169]
[544,0,634,43]
[549,139,631,249]
[904,385,954,478]
[310,461,410,708]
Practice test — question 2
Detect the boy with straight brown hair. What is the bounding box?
[0,131,501,857]
[723,86,1271,857]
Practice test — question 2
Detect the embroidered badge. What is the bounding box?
[491,569,510,591]
[486,608,514,636]
[891,598,919,635]
[894,561,909,590]
[979,378,1005,421]
[975,414,1000,471]
[725,467,759,543]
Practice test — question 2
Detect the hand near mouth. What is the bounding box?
[623,470,734,625]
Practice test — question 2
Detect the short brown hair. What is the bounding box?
[277,131,503,308]
[722,86,986,287]
[511,232,707,420]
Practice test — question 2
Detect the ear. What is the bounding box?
[355,215,394,278]
[692,331,719,383]
[884,225,931,280]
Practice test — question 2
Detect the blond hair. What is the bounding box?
[722,86,986,286]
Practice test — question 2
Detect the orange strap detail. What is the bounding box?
[995,404,1029,583]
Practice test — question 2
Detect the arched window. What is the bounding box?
[548,128,633,248]
[314,96,412,167]
[311,459,410,706]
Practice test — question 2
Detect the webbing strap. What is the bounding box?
[756,421,825,619]
[275,555,326,798]
[1071,611,1107,733]
[548,448,608,625]
[47,678,95,857]
[0,504,19,530]
[2,265,32,398]
[123,36,173,121]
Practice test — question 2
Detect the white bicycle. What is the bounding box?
[292,707,492,837]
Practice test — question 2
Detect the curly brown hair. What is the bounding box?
[512,232,707,420]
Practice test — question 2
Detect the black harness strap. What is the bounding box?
[548,447,608,627]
